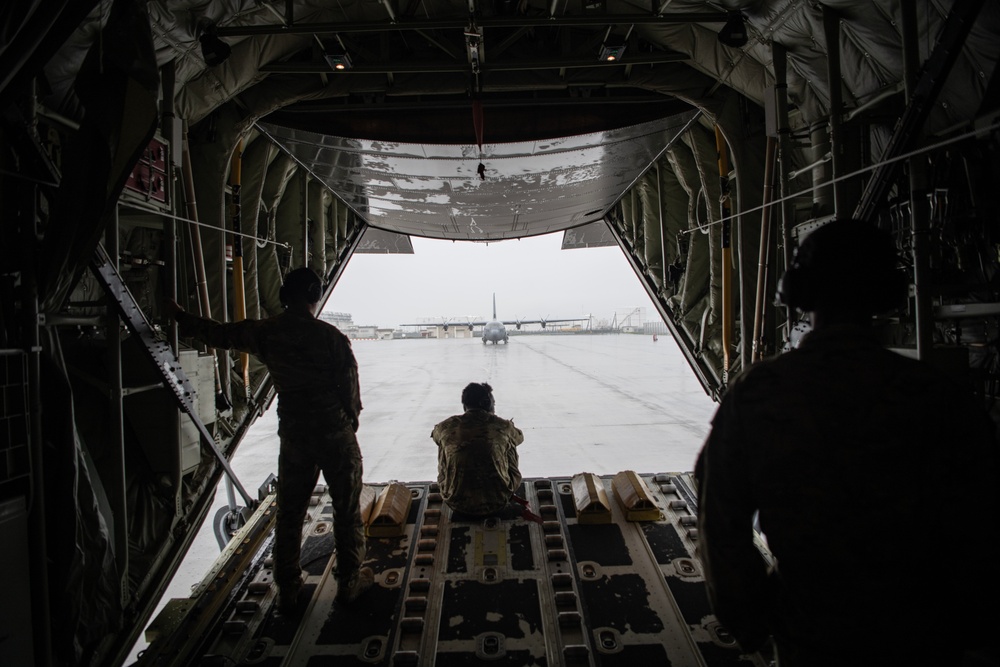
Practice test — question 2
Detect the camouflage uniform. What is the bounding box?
[431,409,524,516]
[696,324,998,666]
[176,309,365,591]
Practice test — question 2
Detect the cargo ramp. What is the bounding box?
[137,473,766,666]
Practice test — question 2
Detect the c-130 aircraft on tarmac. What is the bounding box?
[401,294,586,344]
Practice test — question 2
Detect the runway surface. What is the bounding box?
[128,333,718,662]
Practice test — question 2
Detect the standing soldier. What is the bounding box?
[168,267,372,612]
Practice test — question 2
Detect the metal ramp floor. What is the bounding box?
[140,474,765,666]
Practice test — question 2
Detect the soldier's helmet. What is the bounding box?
[280,267,323,306]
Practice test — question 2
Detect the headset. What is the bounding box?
[776,257,814,312]
[777,220,904,314]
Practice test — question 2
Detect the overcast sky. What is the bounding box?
[324,232,657,328]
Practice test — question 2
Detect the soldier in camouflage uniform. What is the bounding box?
[168,267,372,611]
[431,382,524,516]
[695,220,998,666]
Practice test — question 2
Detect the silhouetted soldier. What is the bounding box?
[696,219,998,666]
[168,267,372,612]
[431,382,525,517]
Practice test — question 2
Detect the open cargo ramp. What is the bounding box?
[139,473,765,666]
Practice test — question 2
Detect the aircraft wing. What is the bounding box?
[399,321,488,327]
[500,318,586,325]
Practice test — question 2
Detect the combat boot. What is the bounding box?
[277,580,303,615]
[335,566,374,604]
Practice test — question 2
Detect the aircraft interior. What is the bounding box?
[1,1,999,665]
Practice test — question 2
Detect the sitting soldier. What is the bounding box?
[431,382,525,517]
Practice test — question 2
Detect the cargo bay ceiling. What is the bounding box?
[28,0,1000,257]
[142,0,746,244]
[2,2,1000,665]
[38,0,998,246]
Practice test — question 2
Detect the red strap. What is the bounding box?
[511,494,544,524]
[472,99,484,152]
[520,506,544,524]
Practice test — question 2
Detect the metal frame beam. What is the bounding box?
[90,244,255,506]
[853,0,985,221]
[217,13,729,37]
[260,50,688,74]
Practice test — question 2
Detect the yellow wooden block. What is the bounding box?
[612,470,660,522]
[366,482,412,537]
[571,472,612,524]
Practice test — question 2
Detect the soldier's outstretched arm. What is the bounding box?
[170,303,262,354]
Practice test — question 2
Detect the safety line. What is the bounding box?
[117,200,291,248]
[680,118,1000,234]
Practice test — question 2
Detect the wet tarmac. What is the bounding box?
[127,332,718,663]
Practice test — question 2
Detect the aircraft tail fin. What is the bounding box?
[493,293,497,319]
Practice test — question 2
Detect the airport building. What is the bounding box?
[319,311,391,340]
[319,311,354,330]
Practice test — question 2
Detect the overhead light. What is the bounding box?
[599,44,626,62]
[717,12,749,48]
[199,23,231,67]
[324,53,353,71]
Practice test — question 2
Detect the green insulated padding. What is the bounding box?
[638,170,664,291]
[307,179,329,276]
[238,136,276,321]
[275,171,308,272]
[665,142,708,324]
[258,153,298,317]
